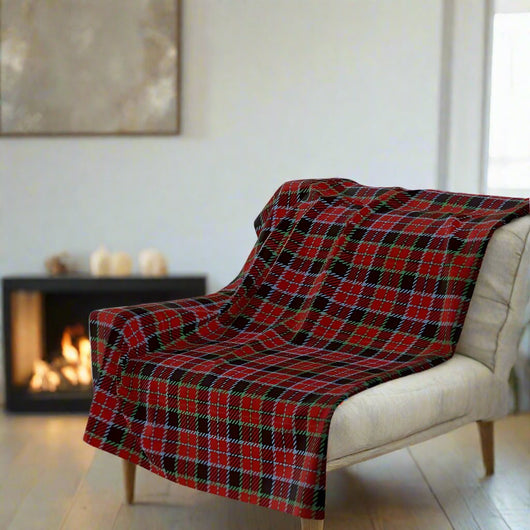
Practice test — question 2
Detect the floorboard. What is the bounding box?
[0,412,528,529]
[409,417,530,530]
[0,415,93,530]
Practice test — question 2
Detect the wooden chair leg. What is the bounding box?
[477,420,494,476]
[300,518,324,530]
[122,460,137,504]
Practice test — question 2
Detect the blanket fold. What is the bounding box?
[84,179,529,519]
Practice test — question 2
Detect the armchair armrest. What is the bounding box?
[89,288,234,381]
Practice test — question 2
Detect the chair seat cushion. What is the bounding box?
[328,354,507,462]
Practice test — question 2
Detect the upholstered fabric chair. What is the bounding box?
[119,215,530,530]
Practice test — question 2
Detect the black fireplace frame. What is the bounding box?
[3,275,206,413]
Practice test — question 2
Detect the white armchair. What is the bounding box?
[115,214,530,530]
[119,216,530,530]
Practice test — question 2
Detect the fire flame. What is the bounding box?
[30,359,61,392]
[29,325,92,392]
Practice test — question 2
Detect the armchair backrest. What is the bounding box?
[456,215,530,380]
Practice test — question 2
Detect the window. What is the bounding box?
[487,3,530,196]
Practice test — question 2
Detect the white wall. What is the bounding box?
[0,0,444,399]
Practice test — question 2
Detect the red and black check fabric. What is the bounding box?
[84,179,529,519]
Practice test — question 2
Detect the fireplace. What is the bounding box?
[3,275,206,412]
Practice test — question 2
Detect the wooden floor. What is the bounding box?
[0,412,529,530]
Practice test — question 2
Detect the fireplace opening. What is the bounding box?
[29,323,92,393]
[3,276,207,412]
[9,290,111,409]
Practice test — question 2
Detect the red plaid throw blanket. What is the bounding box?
[84,179,528,519]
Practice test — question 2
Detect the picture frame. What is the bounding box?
[0,0,180,136]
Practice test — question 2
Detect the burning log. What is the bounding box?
[29,360,61,392]
[28,324,92,393]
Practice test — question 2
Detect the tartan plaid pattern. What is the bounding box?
[84,179,528,520]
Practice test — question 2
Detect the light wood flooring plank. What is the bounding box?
[113,449,447,530]
[114,474,298,530]
[61,451,123,530]
[408,419,520,530]
[2,416,94,530]
[0,415,87,528]
[329,449,451,530]
[1,412,529,529]
[478,415,530,530]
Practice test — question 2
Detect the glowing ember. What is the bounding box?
[29,360,60,392]
[28,325,92,392]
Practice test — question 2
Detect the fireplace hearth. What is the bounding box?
[3,275,206,412]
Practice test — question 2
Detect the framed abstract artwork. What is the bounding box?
[0,0,180,136]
